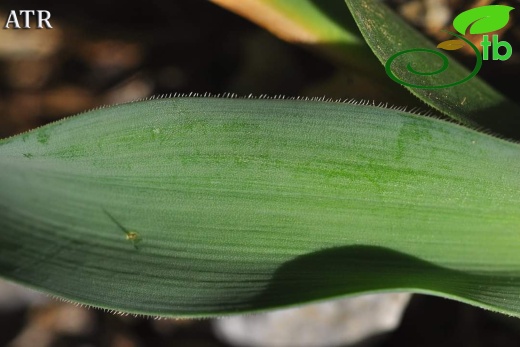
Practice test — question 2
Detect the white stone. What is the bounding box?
[0,279,49,311]
[213,293,411,347]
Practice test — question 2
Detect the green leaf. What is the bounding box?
[343,0,520,140]
[210,0,377,75]
[1,97,520,318]
[210,0,415,104]
[453,5,514,35]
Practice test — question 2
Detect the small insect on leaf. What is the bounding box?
[125,231,142,250]
[437,40,465,51]
[102,209,142,250]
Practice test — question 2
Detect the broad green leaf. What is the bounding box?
[453,5,514,35]
[344,0,520,140]
[1,97,520,318]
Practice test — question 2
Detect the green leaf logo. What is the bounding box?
[453,5,514,35]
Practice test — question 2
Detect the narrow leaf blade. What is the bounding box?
[344,0,520,140]
[210,0,377,74]
[210,0,416,104]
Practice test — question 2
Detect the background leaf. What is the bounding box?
[1,98,520,318]
[210,0,417,105]
[344,0,520,140]
[210,0,375,74]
